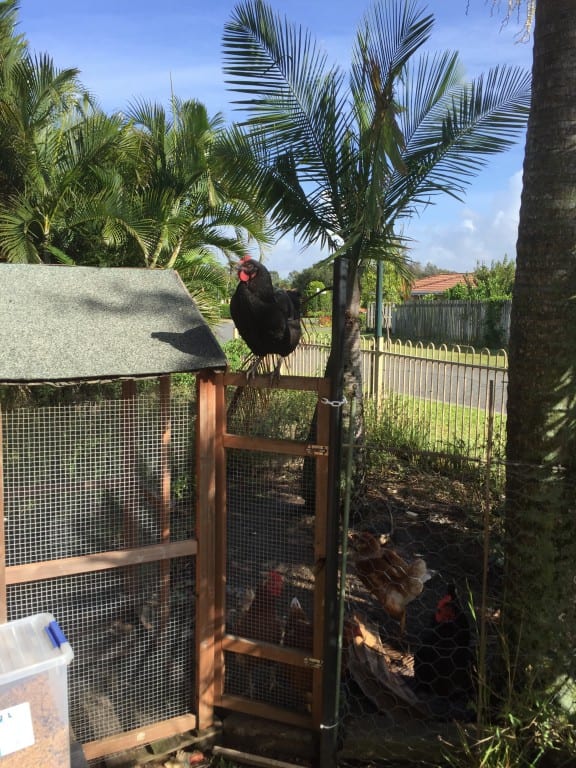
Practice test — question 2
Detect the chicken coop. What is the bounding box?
[0,264,490,768]
[0,264,341,766]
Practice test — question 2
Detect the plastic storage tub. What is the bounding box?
[0,612,74,766]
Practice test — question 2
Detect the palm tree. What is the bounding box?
[221,0,530,386]
[221,0,530,485]
[95,96,272,317]
[0,14,117,264]
[503,0,576,698]
[107,97,273,268]
[0,105,139,264]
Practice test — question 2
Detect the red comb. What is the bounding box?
[435,593,457,623]
[266,570,284,596]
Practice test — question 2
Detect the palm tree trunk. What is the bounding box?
[303,258,366,520]
[503,0,576,692]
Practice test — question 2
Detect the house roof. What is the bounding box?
[410,273,469,296]
[0,264,227,385]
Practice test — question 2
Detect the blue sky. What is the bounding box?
[18,0,533,277]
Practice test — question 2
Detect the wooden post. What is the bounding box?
[159,375,171,634]
[213,372,227,703]
[195,371,217,730]
[121,379,139,598]
[0,405,6,623]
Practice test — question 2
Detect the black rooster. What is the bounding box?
[230,257,302,378]
[414,584,474,704]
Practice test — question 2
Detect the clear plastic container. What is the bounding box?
[0,613,74,766]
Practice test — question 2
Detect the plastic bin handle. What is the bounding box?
[45,620,68,649]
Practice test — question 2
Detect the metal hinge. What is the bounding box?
[305,444,328,456]
[304,657,323,669]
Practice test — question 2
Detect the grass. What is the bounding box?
[364,392,506,476]
[380,338,509,369]
[304,329,508,368]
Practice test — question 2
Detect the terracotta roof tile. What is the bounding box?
[411,273,470,296]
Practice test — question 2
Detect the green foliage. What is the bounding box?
[364,395,433,466]
[410,261,453,279]
[361,258,409,308]
[445,676,576,768]
[0,2,271,332]
[445,256,515,300]
[289,261,333,295]
[304,279,331,316]
[222,337,250,370]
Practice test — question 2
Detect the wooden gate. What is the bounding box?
[196,371,332,731]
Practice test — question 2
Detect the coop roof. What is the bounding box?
[0,264,227,384]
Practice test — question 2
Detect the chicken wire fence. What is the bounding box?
[218,376,504,764]
[0,388,197,758]
[340,475,492,764]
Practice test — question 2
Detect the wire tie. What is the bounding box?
[319,720,340,730]
[320,396,347,408]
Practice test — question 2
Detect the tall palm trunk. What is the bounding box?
[503,0,576,692]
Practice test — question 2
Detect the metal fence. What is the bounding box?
[286,335,508,466]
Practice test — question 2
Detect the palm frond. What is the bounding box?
[223,0,348,192]
[385,64,531,218]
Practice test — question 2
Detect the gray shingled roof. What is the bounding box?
[0,264,227,384]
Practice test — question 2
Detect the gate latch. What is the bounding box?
[305,444,328,456]
[304,657,323,669]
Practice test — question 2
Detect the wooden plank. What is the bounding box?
[195,371,217,730]
[223,433,327,458]
[5,540,197,584]
[213,746,309,768]
[222,634,312,667]
[159,375,171,634]
[81,714,197,761]
[218,695,313,730]
[214,372,227,700]
[223,373,329,393]
[0,405,6,622]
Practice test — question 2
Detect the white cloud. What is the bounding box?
[407,170,523,271]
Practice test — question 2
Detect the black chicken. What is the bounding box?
[230,257,302,378]
[414,584,474,704]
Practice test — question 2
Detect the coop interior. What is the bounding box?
[1,378,199,765]
[0,372,496,767]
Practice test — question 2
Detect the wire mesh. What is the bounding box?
[223,380,322,716]
[224,447,317,713]
[2,389,197,749]
[2,396,196,566]
[7,564,195,744]
[339,455,501,764]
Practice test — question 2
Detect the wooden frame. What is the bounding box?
[211,372,332,730]
[0,369,332,758]
[0,375,199,761]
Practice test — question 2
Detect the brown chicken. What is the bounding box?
[283,597,314,711]
[232,570,284,697]
[348,531,434,633]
